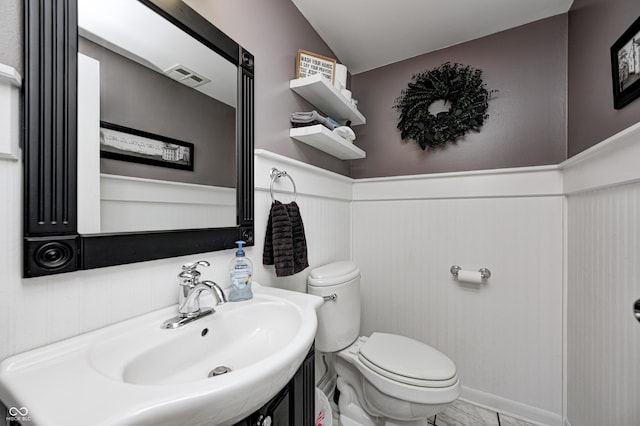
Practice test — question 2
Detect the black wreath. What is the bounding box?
[394,62,492,150]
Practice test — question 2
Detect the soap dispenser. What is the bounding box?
[228,240,253,301]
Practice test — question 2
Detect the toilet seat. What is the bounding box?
[358,333,457,388]
[337,335,460,406]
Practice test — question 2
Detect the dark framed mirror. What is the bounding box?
[23,0,254,277]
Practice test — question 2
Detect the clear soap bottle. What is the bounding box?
[228,240,253,301]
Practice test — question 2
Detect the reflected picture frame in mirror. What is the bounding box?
[23,0,255,277]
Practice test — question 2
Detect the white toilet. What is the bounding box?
[307,261,460,426]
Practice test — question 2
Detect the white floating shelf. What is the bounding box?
[290,74,366,125]
[290,125,366,160]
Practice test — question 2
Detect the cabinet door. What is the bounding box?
[291,347,315,425]
[251,385,290,426]
[232,345,315,426]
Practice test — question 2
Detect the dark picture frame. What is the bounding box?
[99,121,195,171]
[611,15,640,109]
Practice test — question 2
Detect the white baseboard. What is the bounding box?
[461,386,563,426]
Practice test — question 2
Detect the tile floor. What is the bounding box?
[331,398,539,426]
[427,399,539,426]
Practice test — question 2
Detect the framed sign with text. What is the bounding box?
[295,49,336,83]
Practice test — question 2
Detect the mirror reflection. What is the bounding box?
[77,0,238,233]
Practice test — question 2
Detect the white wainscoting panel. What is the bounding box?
[254,149,353,201]
[252,150,353,293]
[0,158,23,360]
[563,121,640,426]
[566,183,640,426]
[0,112,241,362]
[100,174,236,232]
[353,192,564,425]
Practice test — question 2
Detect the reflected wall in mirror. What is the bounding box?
[78,0,237,233]
[23,0,254,277]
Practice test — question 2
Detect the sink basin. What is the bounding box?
[93,296,304,386]
[0,284,322,426]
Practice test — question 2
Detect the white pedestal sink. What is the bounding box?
[0,284,322,426]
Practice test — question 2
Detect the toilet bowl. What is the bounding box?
[307,261,460,426]
[336,334,460,425]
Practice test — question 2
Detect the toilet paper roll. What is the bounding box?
[335,64,348,88]
[456,270,483,284]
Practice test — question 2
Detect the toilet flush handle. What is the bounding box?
[323,293,337,302]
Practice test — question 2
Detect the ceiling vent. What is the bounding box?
[164,64,211,88]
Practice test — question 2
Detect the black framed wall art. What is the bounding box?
[100,121,195,171]
[611,15,640,109]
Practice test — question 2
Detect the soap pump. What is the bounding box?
[228,240,253,301]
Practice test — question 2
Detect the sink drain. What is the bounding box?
[208,366,232,378]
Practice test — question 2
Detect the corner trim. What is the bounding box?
[561,121,640,194]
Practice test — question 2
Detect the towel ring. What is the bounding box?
[270,167,297,202]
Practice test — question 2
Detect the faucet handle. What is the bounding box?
[178,260,210,287]
[182,260,210,271]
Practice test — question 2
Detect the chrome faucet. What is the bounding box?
[161,260,227,329]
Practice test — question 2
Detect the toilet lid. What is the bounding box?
[358,333,457,388]
[308,261,360,287]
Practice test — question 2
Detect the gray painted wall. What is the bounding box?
[568,0,640,157]
[185,0,351,176]
[349,15,568,179]
[1,0,349,177]
[80,37,236,188]
[5,0,640,178]
[0,0,21,74]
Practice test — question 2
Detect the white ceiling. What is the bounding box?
[290,0,574,74]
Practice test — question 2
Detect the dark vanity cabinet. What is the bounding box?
[233,346,315,426]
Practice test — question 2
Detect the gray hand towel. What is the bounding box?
[263,201,309,277]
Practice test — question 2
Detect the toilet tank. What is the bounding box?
[307,261,361,353]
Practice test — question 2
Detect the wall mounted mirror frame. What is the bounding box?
[23,0,255,277]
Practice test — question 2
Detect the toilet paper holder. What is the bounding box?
[450,265,492,280]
